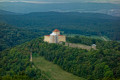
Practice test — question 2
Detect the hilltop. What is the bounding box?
[0,37,120,80]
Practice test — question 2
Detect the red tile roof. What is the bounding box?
[53,29,60,32]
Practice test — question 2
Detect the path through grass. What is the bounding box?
[33,56,86,80]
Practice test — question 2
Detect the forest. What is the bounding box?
[0,37,120,80]
[0,45,50,80]
[0,10,120,80]
[0,22,48,51]
[67,36,120,49]
[0,11,120,40]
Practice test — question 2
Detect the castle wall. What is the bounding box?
[44,36,50,43]
[50,35,58,43]
[53,32,60,35]
[44,29,66,43]
[58,36,66,42]
[91,46,96,49]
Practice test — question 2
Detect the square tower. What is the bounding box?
[44,29,66,43]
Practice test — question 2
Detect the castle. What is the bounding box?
[44,29,66,43]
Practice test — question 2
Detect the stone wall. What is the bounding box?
[44,35,66,43]
[58,36,66,42]
[53,32,60,35]
[65,42,92,50]
[44,36,50,43]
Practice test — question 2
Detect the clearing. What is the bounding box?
[33,56,86,80]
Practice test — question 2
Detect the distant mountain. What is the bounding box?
[0,9,14,14]
[0,9,20,15]
[0,2,120,16]
[0,11,120,40]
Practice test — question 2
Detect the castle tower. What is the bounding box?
[91,44,96,49]
[50,32,58,43]
[44,29,66,43]
[53,29,60,35]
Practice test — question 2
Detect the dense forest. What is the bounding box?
[0,11,120,40]
[67,36,120,49]
[0,37,120,80]
[0,45,50,80]
[0,9,120,80]
[0,22,44,51]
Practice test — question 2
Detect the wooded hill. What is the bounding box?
[0,22,44,51]
[0,11,120,40]
[0,37,120,80]
[0,10,120,80]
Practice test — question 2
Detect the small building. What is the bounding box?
[44,29,66,43]
[91,44,96,49]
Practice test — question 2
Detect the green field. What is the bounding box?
[33,56,86,80]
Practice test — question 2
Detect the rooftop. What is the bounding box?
[92,44,96,46]
[53,29,60,32]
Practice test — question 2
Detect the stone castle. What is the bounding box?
[44,29,66,43]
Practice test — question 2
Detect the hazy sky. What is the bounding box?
[0,0,120,4]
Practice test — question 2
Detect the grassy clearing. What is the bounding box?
[33,56,86,80]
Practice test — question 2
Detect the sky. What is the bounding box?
[0,0,120,4]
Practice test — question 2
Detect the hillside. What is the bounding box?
[0,23,41,51]
[33,56,86,80]
[0,9,17,15]
[0,9,22,15]
[0,37,120,80]
[0,44,50,80]
[0,11,120,40]
[0,2,120,80]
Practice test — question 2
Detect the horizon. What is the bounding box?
[0,1,120,17]
[0,0,120,4]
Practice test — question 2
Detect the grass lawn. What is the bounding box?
[33,56,86,80]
